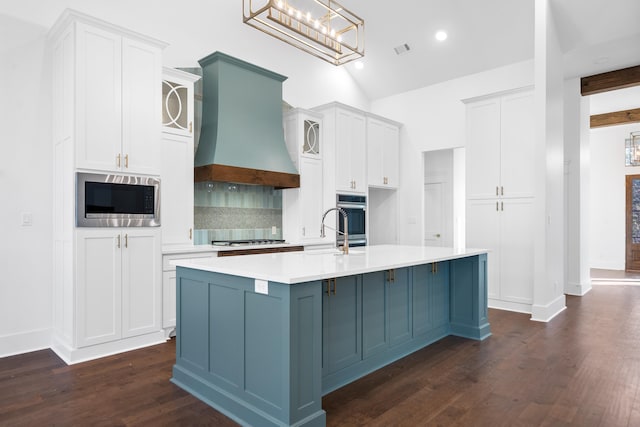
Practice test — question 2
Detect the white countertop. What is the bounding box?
[173,244,488,284]
[162,242,305,255]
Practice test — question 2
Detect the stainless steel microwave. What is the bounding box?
[76,172,160,227]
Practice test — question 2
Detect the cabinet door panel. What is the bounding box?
[388,268,411,347]
[367,120,384,187]
[162,270,176,329]
[466,199,501,300]
[350,113,366,193]
[122,229,161,338]
[76,230,121,347]
[382,125,399,188]
[161,133,194,245]
[500,199,534,303]
[501,92,535,198]
[466,99,500,199]
[362,271,387,358]
[335,110,354,192]
[300,157,323,239]
[122,38,162,175]
[75,24,122,171]
[322,275,361,375]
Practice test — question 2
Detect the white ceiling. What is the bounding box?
[1,0,639,103]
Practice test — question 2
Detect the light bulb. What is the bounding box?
[276,0,284,8]
[330,29,336,37]
[337,35,343,43]
[296,10,302,19]
[288,7,294,15]
[322,26,327,34]
[306,12,311,22]
[354,61,364,70]
[314,19,320,29]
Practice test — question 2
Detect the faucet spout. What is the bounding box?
[320,207,349,254]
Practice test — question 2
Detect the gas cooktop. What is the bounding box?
[212,239,287,247]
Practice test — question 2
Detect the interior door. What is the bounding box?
[424,183,444,246]
[626,175,640,271]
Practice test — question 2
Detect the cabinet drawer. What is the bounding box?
[162,251,217,271]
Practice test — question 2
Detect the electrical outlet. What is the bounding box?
[271,226,277,235]
[22,212,33,226]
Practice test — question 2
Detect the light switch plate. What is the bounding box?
[22,212,33,226]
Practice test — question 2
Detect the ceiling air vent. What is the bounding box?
[394,43,411,55]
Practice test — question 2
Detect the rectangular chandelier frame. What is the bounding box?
[243,0,364,66]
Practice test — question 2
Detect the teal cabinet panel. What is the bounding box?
[388,267,411,347]
[362,271,387,358]
[450,254,491,340]
[322,275,361,375]
[413,262,450,338]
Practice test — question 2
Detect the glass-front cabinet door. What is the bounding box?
[161,68,199,137]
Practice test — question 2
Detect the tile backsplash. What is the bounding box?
[193,181,282,244]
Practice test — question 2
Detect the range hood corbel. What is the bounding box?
[194,52,300,189]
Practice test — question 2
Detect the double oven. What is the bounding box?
[336,194,367,247]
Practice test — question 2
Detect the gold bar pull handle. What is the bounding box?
[124,154,129,169]
[189,121,193,134]
[332,278,337,295]
[116,234,121,248]
[124,233,128,248]
[116,153,121,168]
[501,186,504,196]
[496,201,499,211]
[496,186,499,196]
[435,262,438,274]
[189,228,193,240]
[501,201,504,211]
[325,279,331,296]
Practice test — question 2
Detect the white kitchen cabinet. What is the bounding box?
[466,90,535,200]
[314,103,366,195]
[51,10,166,364]
[71,19,163,174]
[283,108,326,243]
[465,88,535,312]
[161,68,200,245]
[367,116,400,189]
[76,228,161,347]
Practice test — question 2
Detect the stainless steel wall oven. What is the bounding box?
[76,172,160,227]
[336,194,366,247]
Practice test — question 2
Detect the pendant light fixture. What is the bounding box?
[243,0,364,66]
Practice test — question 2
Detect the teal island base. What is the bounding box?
[171,253,489,427]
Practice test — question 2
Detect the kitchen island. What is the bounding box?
[171,245,490,427]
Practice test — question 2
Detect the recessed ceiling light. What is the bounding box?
[354,61,364,70]
[435,30,448,41]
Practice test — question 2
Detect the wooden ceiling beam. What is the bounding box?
[590,108,640,128]
[581,65,640,96]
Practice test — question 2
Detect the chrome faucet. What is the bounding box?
[320,207,349,254]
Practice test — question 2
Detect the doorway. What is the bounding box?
[625,174,640,271]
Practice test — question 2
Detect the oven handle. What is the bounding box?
[337,203,366,210]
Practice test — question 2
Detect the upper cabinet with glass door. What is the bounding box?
[162,68,200,137]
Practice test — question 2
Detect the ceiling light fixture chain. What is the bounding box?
[243,0,364,66]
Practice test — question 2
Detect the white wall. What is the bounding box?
[371,60,534,245]
[0,23,54,354]
[590,122,640,270]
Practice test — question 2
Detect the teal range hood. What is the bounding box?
[194,52,300,189]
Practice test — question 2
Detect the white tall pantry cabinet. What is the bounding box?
[465,89,535,313]
[50,10,166,363]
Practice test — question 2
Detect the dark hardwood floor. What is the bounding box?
[2,285,640,426]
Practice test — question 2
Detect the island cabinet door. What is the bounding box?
[362,267,411,358]
[412,262,450,339]
[322,275,361,376]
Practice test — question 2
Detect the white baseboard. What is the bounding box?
[565,281,592,296]
[488,298,532,314]
[531,294,566,322]
[0,328,52,358]
[51,331,167,365]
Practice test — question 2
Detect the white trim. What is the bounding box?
[530,294,567,322]
[0,328,52,358]
[51,331,167,365]
[565,280,592,296]
[488,298,532,314]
